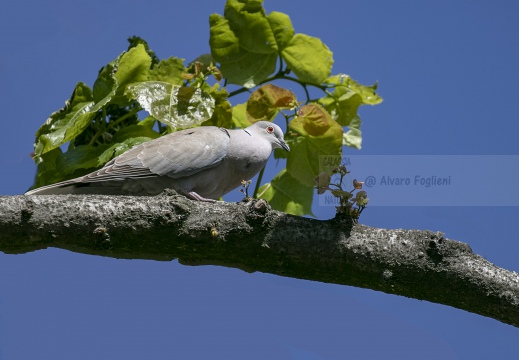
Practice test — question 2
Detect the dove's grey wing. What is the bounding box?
[79,126,231,183]
[25,127,231,195]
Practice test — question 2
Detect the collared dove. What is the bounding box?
[26,121,290,201]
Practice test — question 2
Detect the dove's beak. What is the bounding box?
[280,140,290,152]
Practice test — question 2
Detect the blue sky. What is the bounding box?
[1,1,519,359]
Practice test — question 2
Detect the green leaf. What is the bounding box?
[209,13,277,88]
[342,115,363,149]
[189,54,214,69]
[267,11,294,50]
[231,103,252,128]
[113,44,152,104]
[257,169,314,216]
[93,60,118,104]
[30,147,63,189]
[282,34,333,85]
[97,136,154,164]
[319,87,362,127]
[58,144,111,176]
[286,104,343,186]
[93,43,153,107]
[112,124,160,143]
[202,86,233,128]
[148,57,185,85]
[127,36,160,66]
[209,0,297,88]
[57,135,156,179]
[126,82,215,129]
[246,84,297,122]
[331,189,353,199]
[33,82,96,157]
[223,0,276,53]
[320,74,382,148]
[320,75,382,127]
[138,115,159,128]
[273,147,289,160]
[325,74,382,105]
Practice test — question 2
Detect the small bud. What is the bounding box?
[182,73,195,80]
[353,179,364,189]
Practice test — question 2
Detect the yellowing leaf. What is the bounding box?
[231,103,252,128]
[202,86,233,128]
[287,107,343,186]
[325,74,382,105]
[282,34,333,85]
[314,172,331,194]
[246,84,297,121]
[295,103,333,136]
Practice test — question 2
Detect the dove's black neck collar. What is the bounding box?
[219,127,252,137]
[219,128,231,138]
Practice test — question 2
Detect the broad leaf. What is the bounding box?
[30,147,63,189]
[34,82,95,157]
[209,13,277,88]
[231,103,252,128]
[210,0,295,87]
[342,115,363,149]
[111,124,160,143]
[202,86,233,128]
[97,136,154,165]
[93,60,118,104]
[320,74,382,148]
[320,74,382,126]
[257,169,314,216]
[282,34,333,85]
[126,82,215,129]
[110,44,152,105]
[246,84,297,122]
[320,88,362,127]
[267,11,294,50]
[148,57,185,85]
[286,104,343,186]
[58,144,111,176]
[325,74,382,105]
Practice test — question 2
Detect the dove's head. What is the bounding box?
[248,121,290,152]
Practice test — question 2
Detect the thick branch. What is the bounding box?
[1,194,518,327]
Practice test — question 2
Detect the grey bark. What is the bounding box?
[1,194,518,327]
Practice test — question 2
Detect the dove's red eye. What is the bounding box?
[266,126,274,134]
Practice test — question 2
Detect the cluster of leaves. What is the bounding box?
[30,0,382,216]
[315,166,368,222]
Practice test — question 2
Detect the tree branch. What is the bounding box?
[1,194,518,327]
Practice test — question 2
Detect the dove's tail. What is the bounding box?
[25,180,127,196]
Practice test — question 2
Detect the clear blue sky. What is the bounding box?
[1,1,519,359]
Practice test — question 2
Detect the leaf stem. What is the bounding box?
[110,105,142,128]
[88,106,142,146]
[252,166,266,198]
[228,72,328,99]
